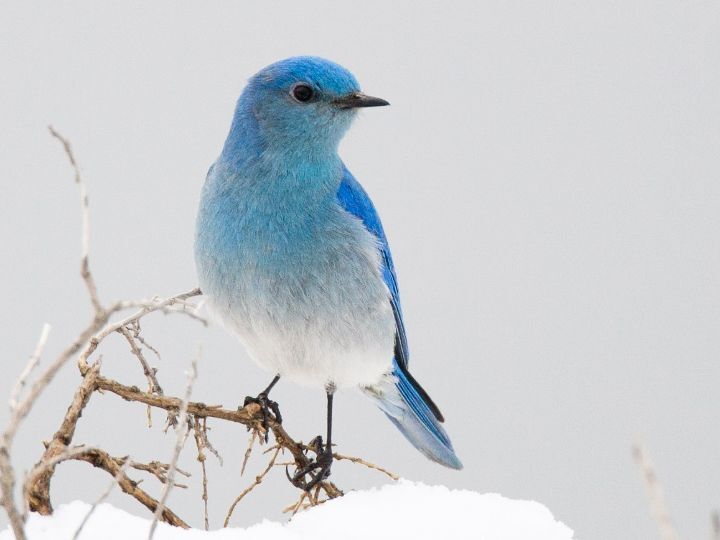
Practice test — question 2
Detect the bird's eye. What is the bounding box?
[291,84,314,103]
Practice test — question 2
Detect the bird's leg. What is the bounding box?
[288,386,335,491]
[243,374,282,441]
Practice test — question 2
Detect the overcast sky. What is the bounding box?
[1,2,719,538]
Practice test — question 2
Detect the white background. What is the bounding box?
[1,2,719,538]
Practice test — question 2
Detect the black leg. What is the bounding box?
[261,374,281,399]
[288,386,335,491]
[243,374,282,441]
[326,392,333,451]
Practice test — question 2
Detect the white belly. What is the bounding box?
[198,207,397,390]
[208,293,395,389]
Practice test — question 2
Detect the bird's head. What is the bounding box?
[232,56,389,155]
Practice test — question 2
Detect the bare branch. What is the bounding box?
[78,288,202,375]
[333,452,399,481]
[73,447,188,528]
[24,363,103,515]
[6,318,107,452]
[632,442,680,540]
[198,419,222,466]
[224,446,281,527]
[148,358,197,540]
[283,480,341,516]
[127,460,190,489]
[118,326,163,395]
[9,323,52,412]
[241,430,258,476]
[283,491,309,516]
[0,443,25,540]
[48,125,103,315]
[192,418,210,530]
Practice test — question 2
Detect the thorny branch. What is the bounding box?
[0,127,398,539]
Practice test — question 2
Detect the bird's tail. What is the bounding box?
[363,358,463,470]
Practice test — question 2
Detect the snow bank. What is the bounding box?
[2,481,574,540]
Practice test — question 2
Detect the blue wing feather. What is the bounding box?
[337,165,461,469]
[336,165,409,366]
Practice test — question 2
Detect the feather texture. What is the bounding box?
[194,56,461,468]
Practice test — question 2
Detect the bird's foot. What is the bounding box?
[242,392,282,442]
[286,436,334,492]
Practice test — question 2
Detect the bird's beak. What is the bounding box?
[333,92,390,109]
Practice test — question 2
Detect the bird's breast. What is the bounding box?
[194,171,395,385]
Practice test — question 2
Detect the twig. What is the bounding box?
[333,452,399,481]
[241,430,258,476]
[192,418,210,531]
[148,358,197,540]
[632,442,680,540]
[284,491,309,516]
[118,325,163,395]
[27,445,106,480]
[200,419,223,466]
[9,324,52,411]
[224,446,281,527]
[119,325,162,428]
[0,443,26,540]
[48,126,103,315]
[127,460,190,488]
[77,288,202,374]
[0,129,248,535]
[73,447,188,528]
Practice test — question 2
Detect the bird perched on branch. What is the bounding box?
[195,56,462,489]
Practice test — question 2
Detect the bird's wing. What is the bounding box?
[336,165,410,367]
[338,166,446,424]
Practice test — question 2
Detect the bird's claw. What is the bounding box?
[286,436,333,491]
[242,392,282,442]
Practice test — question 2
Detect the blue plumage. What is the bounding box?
[337,166,461,469]
[195,56,461,473]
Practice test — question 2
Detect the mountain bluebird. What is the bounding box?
[195,56,462,489]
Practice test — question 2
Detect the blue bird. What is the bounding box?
[195,56,462,488]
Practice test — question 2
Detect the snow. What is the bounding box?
[2,481,574,540]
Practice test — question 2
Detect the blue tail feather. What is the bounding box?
[365,358,463,470]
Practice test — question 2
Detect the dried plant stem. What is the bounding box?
[118,326,163,395]
[77,288,202,375]
[192,419,210,530]
[127,460,190,488]
[148,359,197,540]
[25,362,102,515]
[75,448,188,528]
[0,444,25,540]
[632,442,680,540]
[48,125,102,314]
[224,446,281,527]
[241,430,258,476]
[333,453,399,481]
[9,324,52,411]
